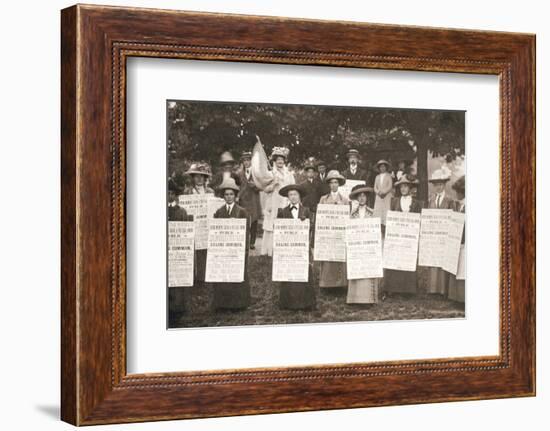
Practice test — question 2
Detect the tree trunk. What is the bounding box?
[416,136,429,203]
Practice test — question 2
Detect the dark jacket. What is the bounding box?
[168,205,193,222]
[237,169,262,222]
[428,193,454,209]
[277,203,312,221]
[213,203,249,220]
[300,179,323,213]
[390,196,423,213]
[343,166,373,186]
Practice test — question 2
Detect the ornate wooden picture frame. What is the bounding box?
[61,4,535,425]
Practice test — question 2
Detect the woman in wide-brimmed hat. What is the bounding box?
[382,174,423,298]
[210,177,251,311]
[275,184,316,310]
[426,169,454,297]
[448,175,466,303]
[373,160,393,225]
[346,184,381,305]
[317,170,349,292]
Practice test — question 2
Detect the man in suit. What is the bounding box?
[342,149,370,183]
[237,151,261,249]
[427,169,454,209]
[212,177,251,310]
[300,161,323,214]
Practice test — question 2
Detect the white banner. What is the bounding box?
[314,204,350,262]
[345,217,383,279]
[205,218,247,283]
[383,210,421,271]
[338,179,365,200]
[178,194,226,250]
[418,209,453,268]
[272,219,310,282]
[442,212,466,275]
[168,221,195,287]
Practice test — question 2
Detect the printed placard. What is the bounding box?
[345,217,383,279]
[383,210,421,271]
[205,218,247,283]
[168,221,195,287]
[418,209,453,267]
[314,204,350,262]
[442,212,466,275]
[338,179,365,200]
[272,219,310,282]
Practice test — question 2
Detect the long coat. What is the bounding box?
[318,192,349,288]
[237,169,262,222]
[426,192,454,295]
[276,204,316,309]
[211,203,251,310]
[373,173,393,224]
[300,178,323,213]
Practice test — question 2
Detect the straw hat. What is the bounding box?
[349,185,374,200]
[394,174,418,187]
[303,161,317,171]
[375,159,391,170]
[346,149,360,159]
[279,183,308,198]
[428,169,451,183]
[216,177,240,193]
[219,151,236,166]
[240,151,252,161]
[184,162,212,177]
[324,170,346,186]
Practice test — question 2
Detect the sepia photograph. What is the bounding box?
[166,99,466,329]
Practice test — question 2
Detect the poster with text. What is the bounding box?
[205,218,247,283]
[314,204,350,262]
[345,217,383,279]
[383,210,421,271]
[168,221,195,287]
[442,212,466,275]
[338,179,365,200]
[272,219,310,282]
[418,209,453,267]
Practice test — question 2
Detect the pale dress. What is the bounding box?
[373,172,393,225]
[346,205,380,304]
[260,166,295,256]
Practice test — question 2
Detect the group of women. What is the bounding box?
[168,145,466,315]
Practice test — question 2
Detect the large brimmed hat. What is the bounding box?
[349,185,374,200]
[279,183,308,198]
[219,151,236,165]
[394,174,418,187]
[428,169,451,183]
[375,159,391,170]
[324,170,346,186]
[270,146,290,161]
[216,177,240,193]
[185,162,212,177]
[346,149,360,159]
[452,175,465,193]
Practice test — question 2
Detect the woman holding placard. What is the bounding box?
[382,174,423,297]
[448,175,466,303]
[276,184,316,310]
[346,184,380,305]
[317,171,349,292]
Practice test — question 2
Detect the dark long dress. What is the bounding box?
[211,203,251,310]
[383,196,423,294]
[276,204,316,310]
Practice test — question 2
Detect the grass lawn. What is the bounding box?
[170,254,465,329]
